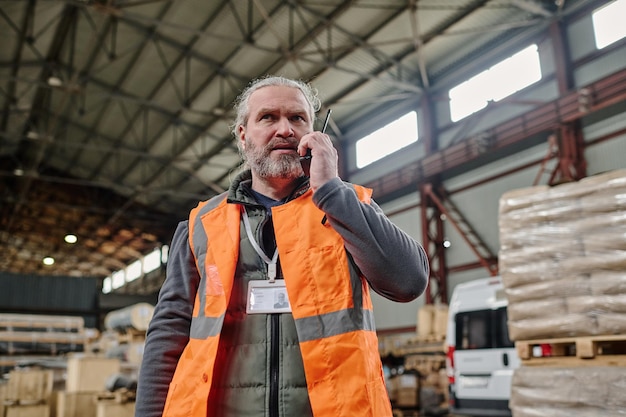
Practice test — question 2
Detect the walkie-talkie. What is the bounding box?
[300,109,332,173]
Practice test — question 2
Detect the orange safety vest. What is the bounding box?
[162,186,392,417]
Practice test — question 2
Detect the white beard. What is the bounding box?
[244,139,304,179]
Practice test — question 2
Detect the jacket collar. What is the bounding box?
[227,170,310,206]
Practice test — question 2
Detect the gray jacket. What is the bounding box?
[135,172,429,417]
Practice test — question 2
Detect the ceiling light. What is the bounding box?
[65,234,78,244]
[47,76,63,87]
[443,240,451,248]
[43,257,55,265]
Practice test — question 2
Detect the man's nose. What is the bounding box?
[276,117,294,136]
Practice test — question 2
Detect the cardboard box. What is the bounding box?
[432,304,448,337]
[395,387,419,408]
[48,390,58,417]
[396,374,418,389]
[7,369,54,402]
[417,304,449,338]
[5,403,51,417]
[96,400,134,417]
[417,305,434,337]
[389,374,419,408]
[0,383,7,417]
[65,357,120,393]
[57,392,97,417]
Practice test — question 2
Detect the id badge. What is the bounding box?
[246,280,292,314]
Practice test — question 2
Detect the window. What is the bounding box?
[355,111,418,168]
[449,45,541,122]
[455,307,513,350]
[102,277,112,294]
[161,244,169,264]
[495,308,514,348]
[102,246,167,293]
[143,248,162,273]
[126,259,142,282]
[456,310,491,350]
[111,270,125,289]
[593,0,626,49]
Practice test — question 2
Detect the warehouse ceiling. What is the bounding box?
[0,0,592,288]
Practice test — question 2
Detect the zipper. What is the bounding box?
[247,201,283,417]
[270,314,280,417]
[256,206,279,417]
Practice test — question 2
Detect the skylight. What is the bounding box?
[592,0,626,48]
[355,111,418,168]
[449,45,542,122]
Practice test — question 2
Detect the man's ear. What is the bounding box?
[237,125,246,150]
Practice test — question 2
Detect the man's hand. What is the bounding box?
[298,131,338,192]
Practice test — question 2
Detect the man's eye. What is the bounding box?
[292,115,305,122]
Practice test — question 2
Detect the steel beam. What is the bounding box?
[366,68,626,199]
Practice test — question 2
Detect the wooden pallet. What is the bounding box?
[516,334,626,366]
[0,331,87,344]
[2,399,49,406]
[116,328,146,344]
[409,334,446,344]
[96,389,136,404]
[393,335,446,356]
[404,354,445,373]
[0,314,84,332]
[392,408,419,417]
[0,331,88,355]
[0,313,87,355]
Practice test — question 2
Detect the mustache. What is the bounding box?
[267,137,299,151]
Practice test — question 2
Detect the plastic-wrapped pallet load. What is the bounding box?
[498,169,626,417]
[510,367,626,417]
[499,169,626,341]
[104,303,154,333]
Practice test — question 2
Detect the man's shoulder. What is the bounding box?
[203,192,229,209]
[189,192,229,220]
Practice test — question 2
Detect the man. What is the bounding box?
[135,76,429,417]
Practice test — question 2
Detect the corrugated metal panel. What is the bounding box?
[586,135,626,174]
[0,272,99,327]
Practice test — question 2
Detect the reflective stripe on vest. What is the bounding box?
[188,304,376,341]
[188,194,229,339]
[295,308,376,342]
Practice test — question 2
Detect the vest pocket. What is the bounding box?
[302,246,352,308]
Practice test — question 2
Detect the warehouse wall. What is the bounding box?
[371,109,626,331]
[363,5,626,331]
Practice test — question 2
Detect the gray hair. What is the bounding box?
[231,75,322,139]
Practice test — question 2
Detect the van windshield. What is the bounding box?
[455,307,514,350]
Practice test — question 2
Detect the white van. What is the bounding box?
[445,276,520,417]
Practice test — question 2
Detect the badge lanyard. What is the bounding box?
[242,206,279,283]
